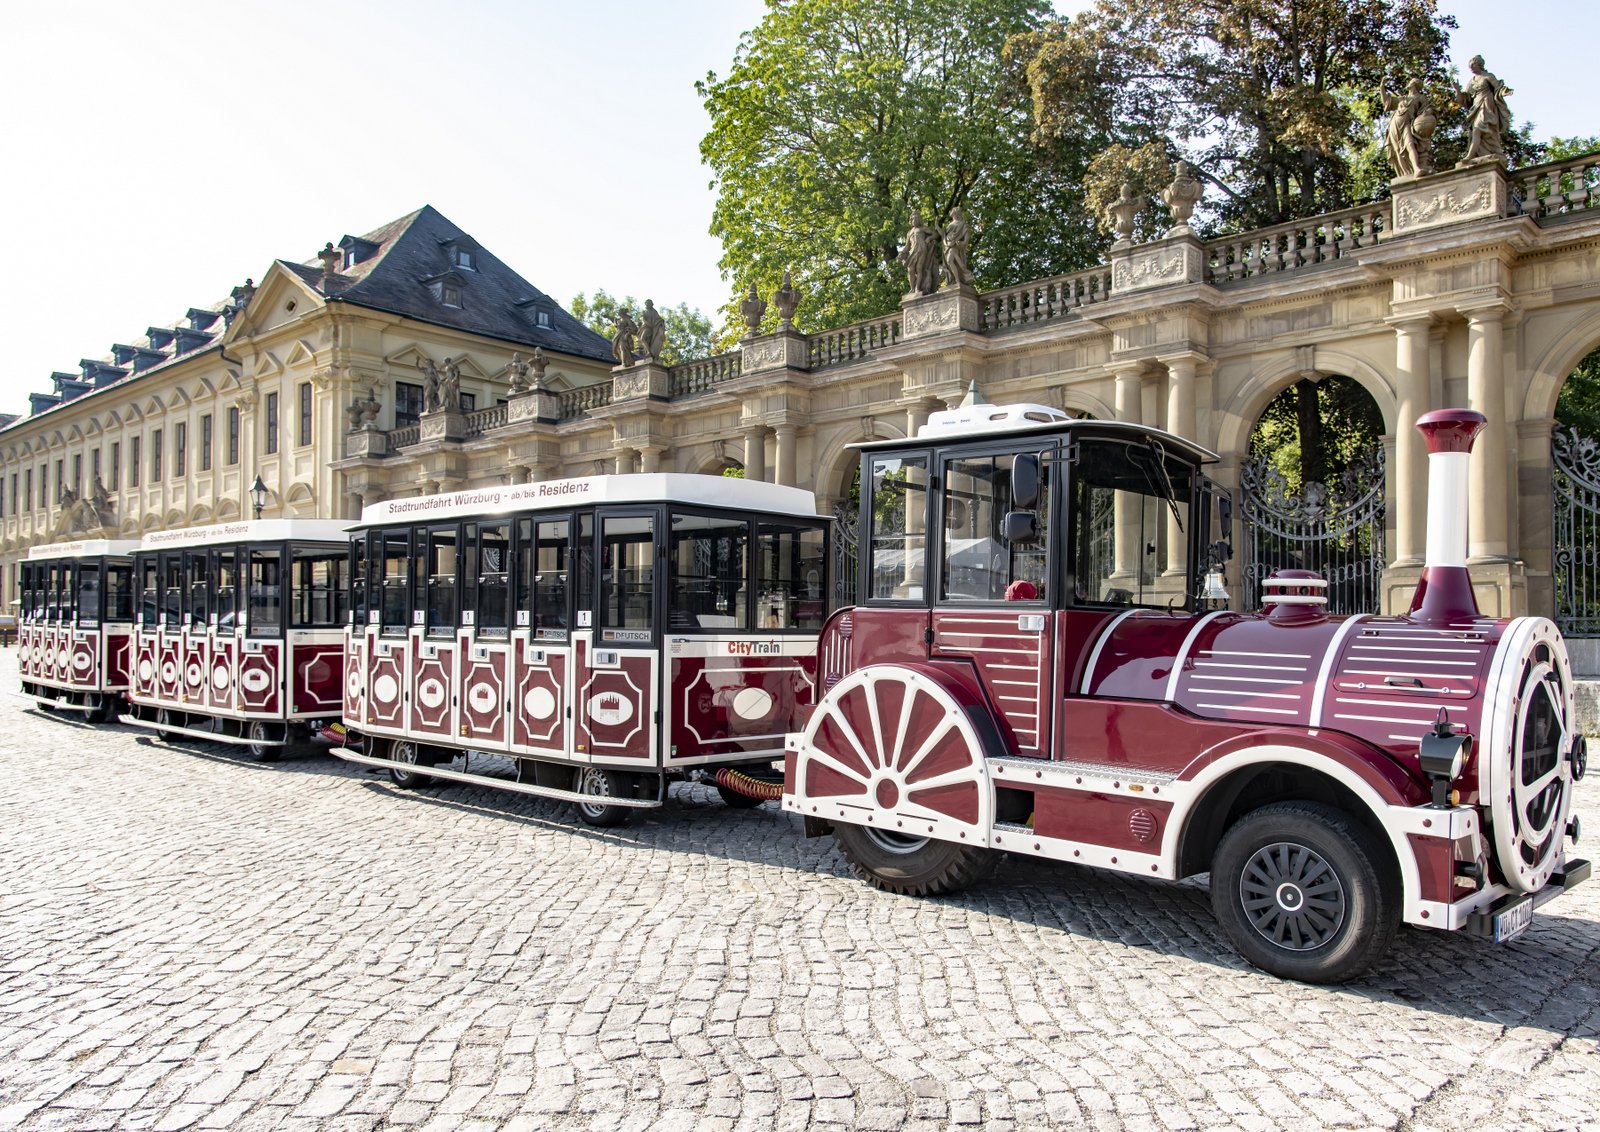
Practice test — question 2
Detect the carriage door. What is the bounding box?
[458,521,513,748]
[929,447,1056,758]
[573,510,659,767]
[510,514,576,758]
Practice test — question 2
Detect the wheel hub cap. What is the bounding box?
[1240,841,1346,952]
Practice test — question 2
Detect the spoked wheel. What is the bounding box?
[246,720,281,763]
[1210,802,1398,984]
[154,708,177,742]
[832,820,999,897]
[573,767,631,828]
[387,739,433,789]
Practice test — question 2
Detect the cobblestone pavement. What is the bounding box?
[2,651,1599,1132]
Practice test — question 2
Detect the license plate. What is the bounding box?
[1494,896,1534,943]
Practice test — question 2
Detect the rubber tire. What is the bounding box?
[1210,801,1400,984]
[154,708,176,742]
[86,697,114,725]
[833,821,1000,896]
[716,783,769,809]
[573,768,631,828]
[246,720,281,763]
[387,739,434,789]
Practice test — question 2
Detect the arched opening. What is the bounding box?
[1242,375,1385,614]
[1551,344,1600,634]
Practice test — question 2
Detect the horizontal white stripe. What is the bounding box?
[941,645,1039,656]
[1333,696,1452,710]
[1190,688,1304,701]
[1202,650,1314,659]
[1345,657,1477,668]
[1334,712,1441,726]
[1188,674,1303,686]
[1194,661,1308,673]
[1342,669,1474,680]
[1197,703,1301,716]
[1350,644,1480,656]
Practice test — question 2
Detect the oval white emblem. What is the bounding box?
[212,665,230,690]
[138,658,154,682]
[17,647,28,663]
[587,691,634,726]
[419,679,445,709]
[347,671,362,699]
[524,686,557,720]
[468,682,497,714]
[241,668,270,693]
[186,664,203,687]
[372,673,399,704]
[57,650,71,669]
[731,686,775,721]
[161,661,177,684]
[73,651,92,672]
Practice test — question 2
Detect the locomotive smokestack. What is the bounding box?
[1410,408,1488,623]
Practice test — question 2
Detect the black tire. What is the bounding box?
[246,720,281,763]
[1210,801,1399,984]
[154,708,176,742]
[573,767,631,828]
[716,783,769,809]
[833,821,1000,896]
[387,739,433,789]
[86,696,115,725]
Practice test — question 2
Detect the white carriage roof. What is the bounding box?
[854,403,1219,463]
[139,519,352,551]
[354,473,823,528]
[27,538,142,560]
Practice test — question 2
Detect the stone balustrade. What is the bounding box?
[1205,203,1388,284]
[559,384,613,419]
[980,266,1113,331]
[668,351,742,397]
[465,402,508,436]
[808,314,902,369]
[388,423,421,448]
[1514,154,1600,220]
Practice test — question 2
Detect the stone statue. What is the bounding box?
[611,310,639,367]
[638,300,667,362]
[90,476,114,528]
[942,207,974,288]
[1381,78,1435,180]
[506,352,530,394]
[773,271,801,326]
[739,284,767,334]
[439,357,462,412]
[1457,55,1513,164]
[1162,162,1204,231]
[899,211,940,296]
[530,347,549,390]
[419,357,442,413]
[1106,183,1139,243]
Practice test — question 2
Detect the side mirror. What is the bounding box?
[1003,510,1038,543]
[1012,453,1041,510]
[1217,494,1233,531]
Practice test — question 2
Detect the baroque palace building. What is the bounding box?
[7,149,1600,631]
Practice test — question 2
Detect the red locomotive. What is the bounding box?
[785,401,1589,982]
[18,538,140,722]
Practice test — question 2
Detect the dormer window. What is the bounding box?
[536,310,551,327]
[454,248,476,270]
[424,270,466,309]
[441,283,463,307]
[440,236,481,272]
[340,235,380,270]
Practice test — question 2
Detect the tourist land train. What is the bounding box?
[14,401,1590,983]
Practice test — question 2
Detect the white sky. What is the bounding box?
[0,0,1590,417]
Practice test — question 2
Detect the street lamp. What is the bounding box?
[249,475,270,520]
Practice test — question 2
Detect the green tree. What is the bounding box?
[1250,375,1384,494]
[1008,0,1455,231]
[569,290,714,366]
[698,0,1105,334]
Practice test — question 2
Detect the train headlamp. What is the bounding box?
[1419,710,1471,806]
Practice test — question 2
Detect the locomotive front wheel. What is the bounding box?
[387,740,431,789]
[1210,802,1398,984]
[833,821,999,897]
[574,767,631,828]
[246,721,281,763]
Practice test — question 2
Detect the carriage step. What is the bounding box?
[328,747,664,808]
[122,718,289,747]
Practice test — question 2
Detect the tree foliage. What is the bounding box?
[1008,0,1456,231]
[1250,376,1385,495]
[569,290,714,366]
[698,0,1105,334]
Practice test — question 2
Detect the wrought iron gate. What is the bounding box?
[1239,448,1386,614]
[1553,425,1600,635]
[832,501,859,609]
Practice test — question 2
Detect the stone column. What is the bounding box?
[774,425,798,487]
[638,445,665,474]
[614,448,635,476]
[1389,316,1433,567]
[1465,306,1510,561]
[1112,366,1144,588]
[510,465,531,485]
[743,427,768,482]
[1160,356,1198,578]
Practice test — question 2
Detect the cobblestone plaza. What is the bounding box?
[2,647,1599,1131]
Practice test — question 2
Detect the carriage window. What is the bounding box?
[1068,438,1195,609]
[533,518,569,640]
[139,560,158,627]
[349,539,367,626]
[600,514,654,638]
[42,563,59,622]
[292,548,346,628]
[757,521,827,630]
[216,550,239,631]
[867,453,930,601]
[471,522,511,637]
[187,551,210,628]
[106,562,134,623]
[248,549,283,636]
[425,527,458,636]
[76,562,101,625]
[162,555,183,629]
[379,531,410,634]
[940,452,1050,603]
[669,512,748,630]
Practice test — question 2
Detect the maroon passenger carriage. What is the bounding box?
[785,400,1590,982]
[17,538,140,722]
[123,520,351,758]
[332,473,829,826]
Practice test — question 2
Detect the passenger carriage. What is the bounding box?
[333,473,829,826]
[784,398,1590,982]
[124,519,350,758]
[17,538,140,722]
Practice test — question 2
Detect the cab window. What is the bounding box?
[669,512,748,630]
[467,522,510,637]
[248,548,282,637]
[291,546,347,629]
[105,562,135,623]
[599,514,654,638]
[532,518,570,640]
[938,451,1049,604]
[76,562,101,625]
[377,530,410,635]
[756,521,827,630]
[1067,437,1195,609]
[866,453,930,602]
